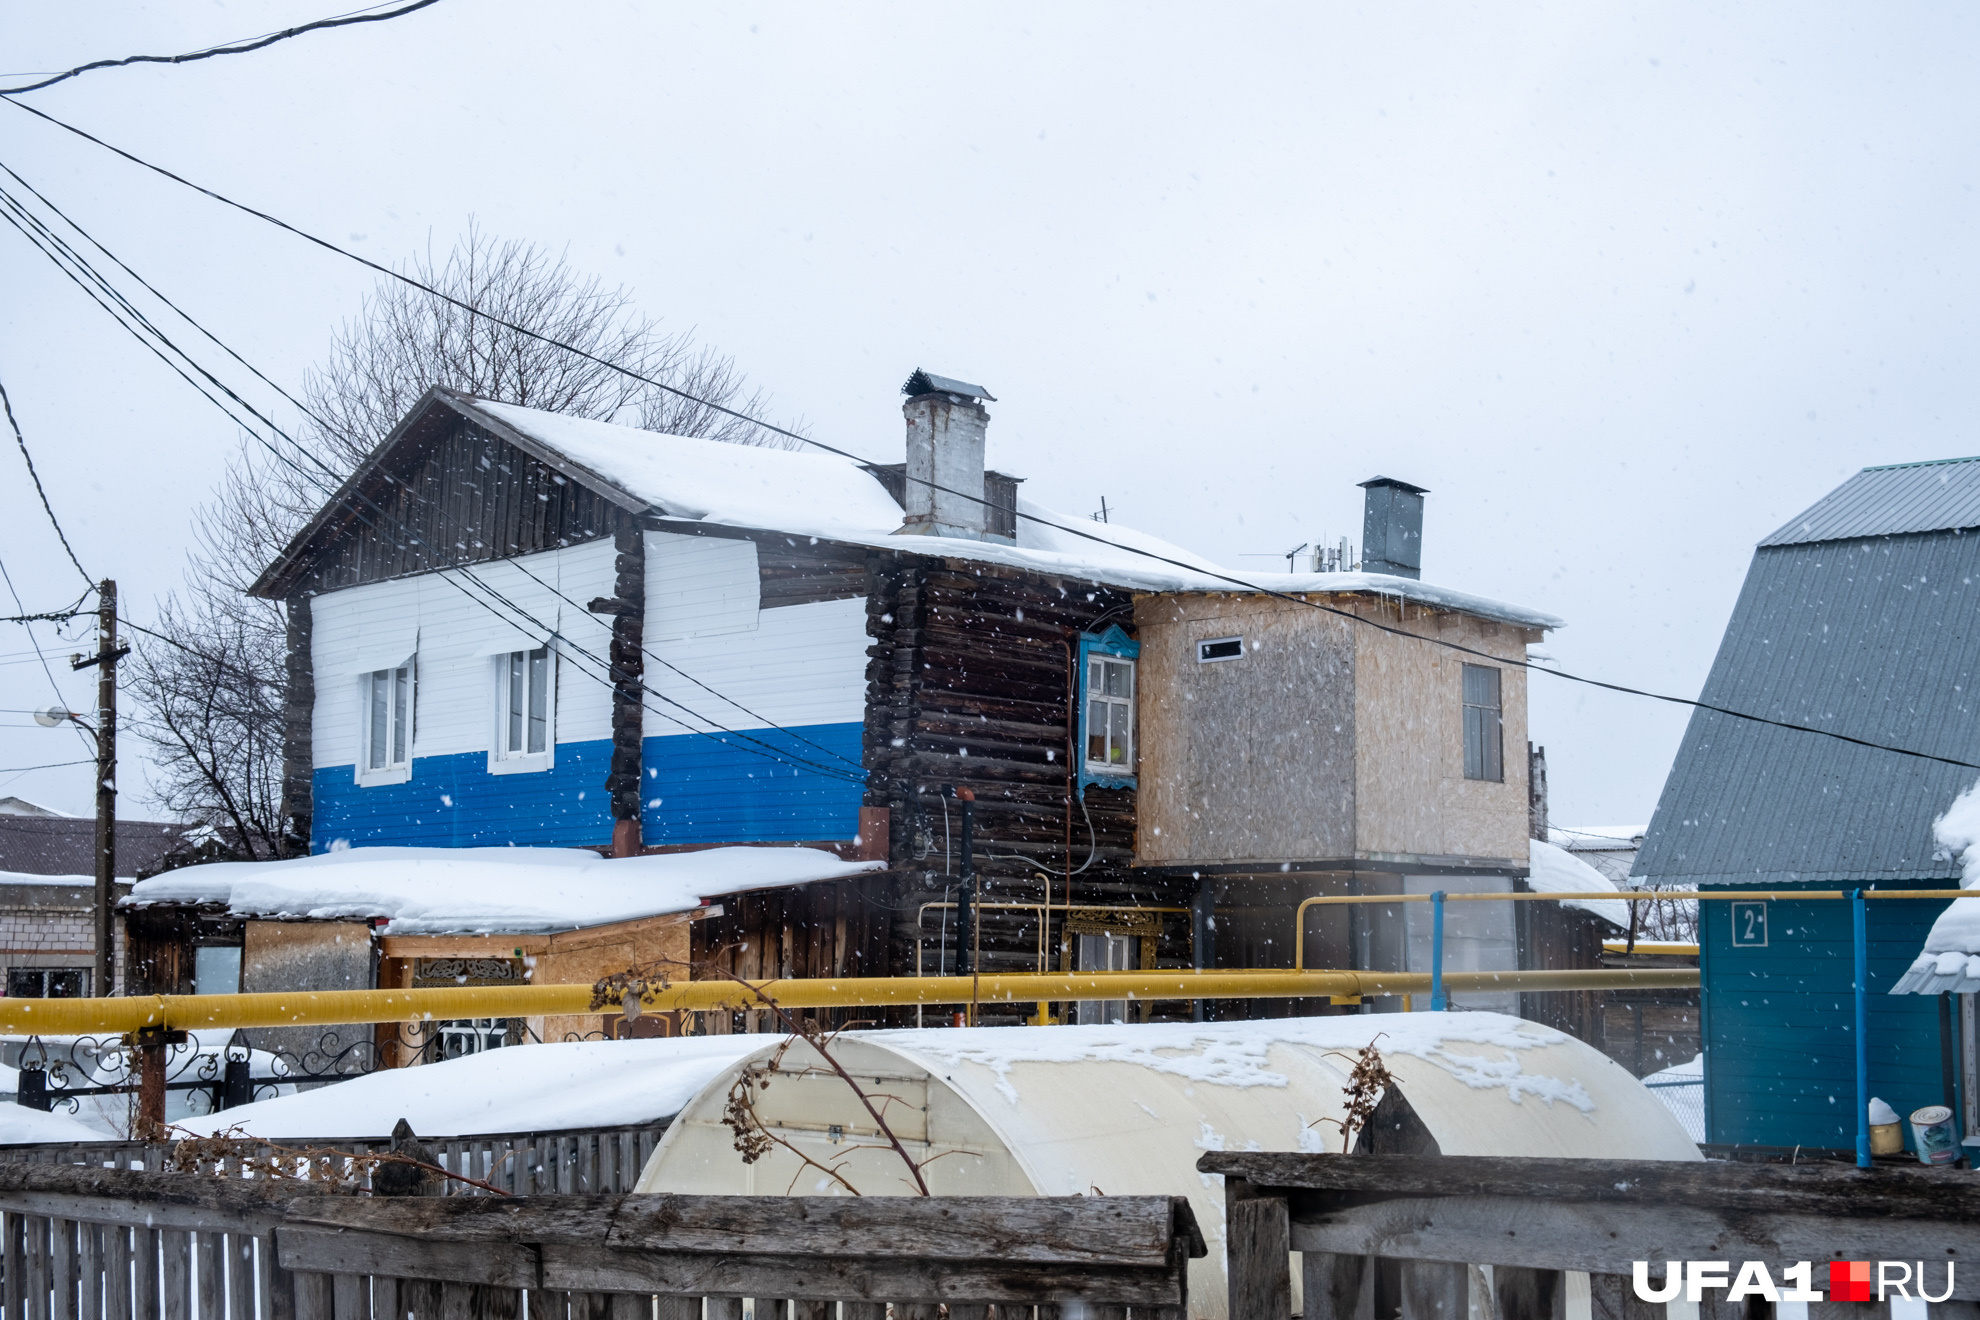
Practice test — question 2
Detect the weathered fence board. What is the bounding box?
[0,1161,1202,1320]
[1207,1152,1980,1319]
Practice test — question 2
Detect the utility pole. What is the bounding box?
[72,580,120,997]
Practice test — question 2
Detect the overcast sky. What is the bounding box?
[2,3,1975,829]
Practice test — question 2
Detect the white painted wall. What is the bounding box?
[311,532,870,770]
[311,540,616,768]
[646,597,868,734]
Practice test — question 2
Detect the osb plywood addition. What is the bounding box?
[1134,595,1356,865]
[1133,593,1538,868]
[1353,602,1534,865]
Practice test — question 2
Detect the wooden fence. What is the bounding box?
[1202,1151,1980,1320]
[0,1160,1203,1320]
[0,1123,666,1197]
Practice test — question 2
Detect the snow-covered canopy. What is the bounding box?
[471,398,1561,630]
[1528,839,1629,928]
[173,1036,765,1140]
[124,845,881,935]
[1546,825,1645,852]
[639,1015,1695,1320]
[1893,779,1980,993]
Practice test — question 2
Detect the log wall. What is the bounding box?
[862,560,1193,1016]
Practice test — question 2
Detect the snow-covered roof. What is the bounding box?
[1891,898,1980,993]
[451,395,1559,629]
[1547,825,1645,852]
[1528,839,1629,928]
[123,845,881,935]
[1893,779,1980,993]
[0,870,96,888]
[172,1036,764,1140]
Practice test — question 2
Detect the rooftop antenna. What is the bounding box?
[1091,497,1111,524]
[1239,543,1309,572]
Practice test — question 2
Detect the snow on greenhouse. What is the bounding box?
[636,1014,1696,1319]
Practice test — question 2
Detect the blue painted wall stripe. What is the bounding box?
[313,722,866,852]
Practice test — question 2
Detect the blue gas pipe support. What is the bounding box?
[1430,891,1448,1012]
[1853,888,1870,1169]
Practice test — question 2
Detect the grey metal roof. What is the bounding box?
[0,817,188,879]
[1760,456,1980,547]
[1637,530,1980,887]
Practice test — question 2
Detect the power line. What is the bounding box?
[0,0,447,96]
[0,183,860,785]
[12,99,1970,779]
[0,760,93,774]
[0,370,91,586]
[0,162,865,781]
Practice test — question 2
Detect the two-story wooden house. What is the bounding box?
[224,372,1567,1029]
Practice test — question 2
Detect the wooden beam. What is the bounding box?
[1198,1151,1980,1221]
[1283,1196,1980,1299]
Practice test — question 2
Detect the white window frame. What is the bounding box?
[488,645,557,775]
[356,659,415,787]
[1075,933,1134,1025]
[1084,653,1137,779]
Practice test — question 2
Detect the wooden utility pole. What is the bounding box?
[87,579,117,996]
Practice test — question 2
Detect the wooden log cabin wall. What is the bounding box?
[862,558,1195,1021]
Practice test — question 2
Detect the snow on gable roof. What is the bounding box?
[465,397,1560,629]
[122,845,880,935]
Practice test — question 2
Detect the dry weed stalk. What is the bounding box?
[1312,1035,1395,1153]
[593,954,936,1195]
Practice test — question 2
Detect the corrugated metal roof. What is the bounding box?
[1637,531,1980,886]
[1760,456,1980,546]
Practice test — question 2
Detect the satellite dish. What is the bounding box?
[32,707,69,728]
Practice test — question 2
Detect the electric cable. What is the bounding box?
[0,0,447,96]
[0,370,91,587]
[2,158,863,773]
[0,180,859,785]
[12,99,1966,775]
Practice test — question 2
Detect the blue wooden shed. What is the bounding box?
[1641,456,1980,1157]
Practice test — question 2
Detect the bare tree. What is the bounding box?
[130,224,800,855]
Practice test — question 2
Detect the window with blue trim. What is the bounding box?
[1078,626,1139,792]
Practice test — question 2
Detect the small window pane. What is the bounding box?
[528,647,549,754]
[6,969,43,998]
[1462,663,1503,782]
[192,947,240,996]
[367,673,387,770]
[1087,699,1108,762]
[1109,703,1130,763]
[506,653,524,752]
[392,666,409,765]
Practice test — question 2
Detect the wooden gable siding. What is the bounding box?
[864,562,1193,1007]
[288,417,630,597]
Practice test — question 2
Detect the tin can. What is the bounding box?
[1910,1105,1958,1165]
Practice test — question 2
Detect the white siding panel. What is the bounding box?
[644,531,759,640]
[311,540,617,768]
[647,597,868,734]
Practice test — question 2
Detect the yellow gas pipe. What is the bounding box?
[0,967,1696,1038]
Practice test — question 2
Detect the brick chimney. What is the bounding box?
[899,370,997,541]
